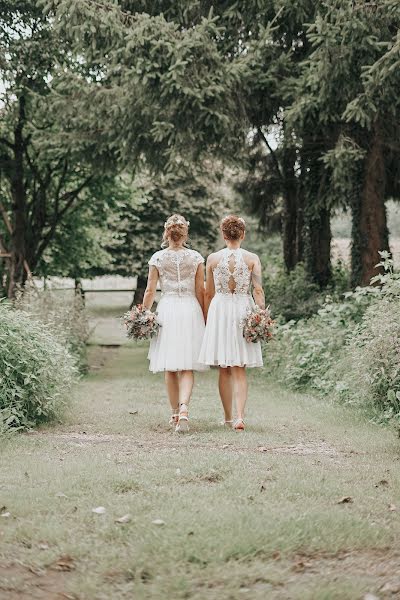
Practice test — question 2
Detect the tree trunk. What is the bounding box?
[131,273,147,307]
[0,236,9,297]
[282,146,298,271]
[74,278,85,304]
[8,95,28,299]
[0,261,6,297]
[351,123,389,286]
[302,135,333,288]
[296,186,305,264]
[306,207,332,288]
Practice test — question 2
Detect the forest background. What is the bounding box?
[1,0,400,430]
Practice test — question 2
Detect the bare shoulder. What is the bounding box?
[206,250,223,267]
[242,248,260,267]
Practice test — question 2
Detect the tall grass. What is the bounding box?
[0,302,76,432]
[15,285,89,372]
[266,253,400,423]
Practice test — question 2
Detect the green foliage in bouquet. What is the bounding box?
[0,303,76,433]
[123,305,160,341]
[242,307,274,344]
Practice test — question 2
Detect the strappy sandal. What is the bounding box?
[233,418,245,431]
[175,403,189,433]
[169,410,179,427]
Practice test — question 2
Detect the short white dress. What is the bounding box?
[199,248,263,368]
[147,248,208,373]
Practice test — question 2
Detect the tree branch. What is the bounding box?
[0,232,9,254]
[33,175,93,264]
[57,175,93,219]
[0,137,14,150]
[24,146,46,188]
[257,127,284,181]
[0,201,13,235]
[54,159,69,206]
[80,0,138,25]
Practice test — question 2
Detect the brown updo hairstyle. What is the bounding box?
[220,215,246,241]
[162,214,190,247]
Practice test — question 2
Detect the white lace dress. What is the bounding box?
[199,248,263,368]
[147,248,208,373]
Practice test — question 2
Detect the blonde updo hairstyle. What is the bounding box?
[162,214,190,248]
[220,215,246,241]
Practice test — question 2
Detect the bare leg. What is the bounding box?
[175,370,194,433]
[218,367,233,421]
[231,366,248,420]
[178,370,194,406]
[164,371,179,412]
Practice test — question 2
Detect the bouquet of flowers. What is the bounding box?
[123,305,161,340]
[241,306,274,343]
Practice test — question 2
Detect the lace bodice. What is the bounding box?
[213,248,251,295]
[149,248,204,297]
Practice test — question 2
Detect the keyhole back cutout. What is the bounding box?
[227,254,237,293]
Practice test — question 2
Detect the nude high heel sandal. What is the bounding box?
[175,403,189,433]
[169,410,179,427]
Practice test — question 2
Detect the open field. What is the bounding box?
[1,299,400,599]
[332,238,400,267]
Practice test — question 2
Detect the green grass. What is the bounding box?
[1,304,400,599]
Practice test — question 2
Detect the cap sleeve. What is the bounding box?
[148,251,161,268]
[192,250,205,266]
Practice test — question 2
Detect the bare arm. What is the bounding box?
[251,256,265,309]
[204,258,215,319]
[142,266,159,310]
[195,263,205,318]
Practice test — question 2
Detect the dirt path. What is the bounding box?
[1,340,400,600]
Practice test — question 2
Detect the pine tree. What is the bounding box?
[290,0,400,285]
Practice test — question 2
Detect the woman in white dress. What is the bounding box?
[143,214,207,432]
[199,215,264,431]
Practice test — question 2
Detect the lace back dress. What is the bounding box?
[199,248,263,368]
[147,248,208,373]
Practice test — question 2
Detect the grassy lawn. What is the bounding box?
[1,304,400,599]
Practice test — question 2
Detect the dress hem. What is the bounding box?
[149,366,209,373]
[199,361,263,369]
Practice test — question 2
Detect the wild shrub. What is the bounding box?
[15,286,89,372]
[336,299,400,420]
[264,263,322,321]
[266,286,378,393]
[0,303,76,432]
[267,252,400,423]
[335,254,400,421]
[264,262,349,322]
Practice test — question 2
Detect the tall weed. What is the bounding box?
[264,262,350,322]
[15,286,89,372]
[336,254,400,421]
[0,303,76,432]
[266,252,400,422]
[267,287,376,393]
